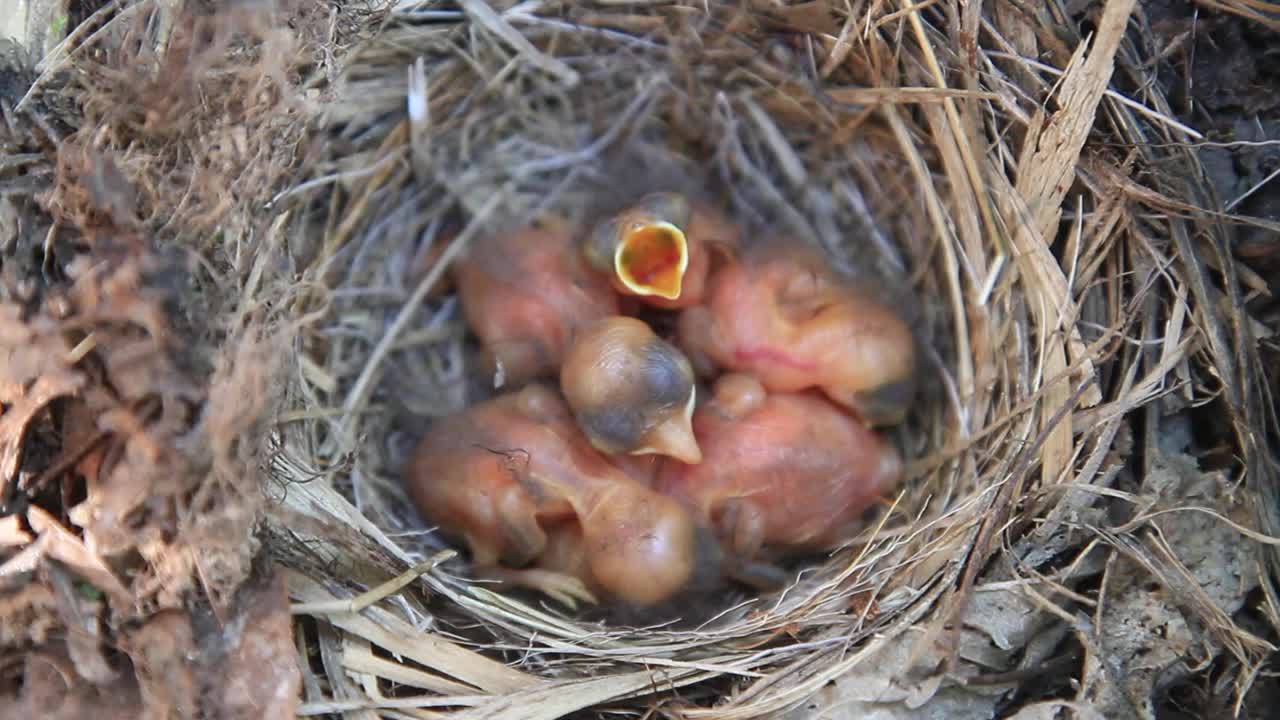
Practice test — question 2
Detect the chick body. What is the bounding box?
[677,244,917,426]
[406,385,701,607]
[655,374,904,561]
[405,387,569,571]
[454,218,619,386]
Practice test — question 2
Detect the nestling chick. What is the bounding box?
[582,192,739,309]
[404,385,592,606]
[454,216,620,386]
[655,374,904,562]
[406,384,703,607]
[509,384,705,607]
[560,316,702,464]
[677,243,917,426]
[610,453,664,487]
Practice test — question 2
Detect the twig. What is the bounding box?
[291,550,458,615]
[336,189,506,447]
[456,0,580,86]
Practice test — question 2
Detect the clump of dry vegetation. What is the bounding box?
[41,1,327,245]
[1,0,1278,719]
[0,217,297,717]
[0,1,340,717]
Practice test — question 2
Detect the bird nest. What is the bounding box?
[255,1,1280,717]
[9,0,1268,718]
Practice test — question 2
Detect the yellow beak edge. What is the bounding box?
[614,221,689,301]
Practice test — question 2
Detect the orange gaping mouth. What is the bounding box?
[615,222,689,300]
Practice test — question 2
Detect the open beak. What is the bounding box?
[614,221,689,301]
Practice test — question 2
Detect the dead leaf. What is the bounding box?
[1007,701,1107,720]
[55,398,108,484]
[69,427,174,558]
[957,583,1068,679]
[24,505,130,603]
[14,646,144,720]
[962,586,1044,654]
[1081,451,1263,719]
[1086,564,1193,719]
[0,310,85,482]
[120,610,199,720]
[779,632,1002,720]
[0,580,57,646]
[0,513,31,546]
[206,568,301,720]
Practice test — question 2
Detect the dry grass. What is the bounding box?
[0,1,333,717]
[1,0,1276,717]
[258,1,1280,718]
[1196,0,1280,31]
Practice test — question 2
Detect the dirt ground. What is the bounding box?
[1144,2,1280,295]
[1147,1,1280,270]
[1135,3,1280,715]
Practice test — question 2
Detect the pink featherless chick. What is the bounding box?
[677,242,917,427]
[406,384,706,608]
[654,374,904,564]
[453,215,620,387]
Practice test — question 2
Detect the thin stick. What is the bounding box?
[456,0,580,86]
[291,550,458,615]
[987,52,1205,140]
[337,189,506,447]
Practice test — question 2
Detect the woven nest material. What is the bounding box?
[263,2,1280,718]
